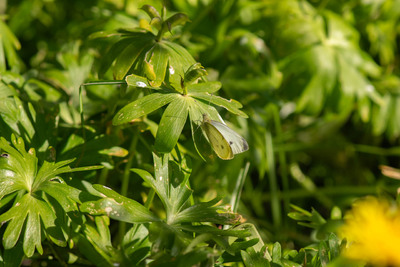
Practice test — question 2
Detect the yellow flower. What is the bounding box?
[339,197,400,266]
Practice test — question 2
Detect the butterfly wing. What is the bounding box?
[210,120,249,155]
[201,122,234,160]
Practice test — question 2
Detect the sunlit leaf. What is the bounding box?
[155,96,189,153]
[112,93,179,125]
[80,184,160,223]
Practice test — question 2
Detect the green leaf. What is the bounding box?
[0,97,36,141]
[164,13,190,29]
[158,13,190,39]
[387,96,400,139]
[297,74,326,115]
[230,238,260,252]
[80,184,160,223]
[242,245,272,267]
[114,34,154,80]
[0,134,102,257]
[76,216,116,267]
[187,81,222,94]
[32,159,75,191]
[88,30,124,39]
[98,146,129,157]
[0,194,64,257]
[40,182,81,211]
[184,63,207,84]
[1,240,24,267]
[163,41,197,87]
[140,5,161,19]
[168,159,192,212]
[112,92,179,125]
[145,43,170,87]
[0,80,17,98]
[328,233,340,259]
[98,37,135,77]
[271,242,282,263]
[122,224,151,265]
[155,96,189,153]
[148,221,192,256]
[0,20,22,72]
[318,240,329,266]
[190,92,248,118]
[125,74,160,89]
[132,167,167,205]
[0,136,37,195]
[132,153,193,223]
[174,198,240,225]
[233,223,269,256]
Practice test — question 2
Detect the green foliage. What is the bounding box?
[113,70,246,157]
[0,135,101,258]
[0,19,22,72]
[1,0,400,266]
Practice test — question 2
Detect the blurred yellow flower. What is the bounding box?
[339,197,400,266]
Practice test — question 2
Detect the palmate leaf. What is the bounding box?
[127,153,250,259]
[103,6,248,157]
[0,193,64,257]
[89,4,194,83]
[132,153,240,225]
[92,18,196,84]
[0,135,102,257]
[116,69,247,155]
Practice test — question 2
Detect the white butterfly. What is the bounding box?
[201,114,248,160]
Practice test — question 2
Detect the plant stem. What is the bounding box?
[272,105,290,226]
[118,129,139,242]
[266,130,281,228]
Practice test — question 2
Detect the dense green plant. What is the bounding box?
[1,0,400,266]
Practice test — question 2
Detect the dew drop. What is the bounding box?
[169,66,175,75]
[136,81,147,88]
[366,84,375,93]
[105,207,112,215]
